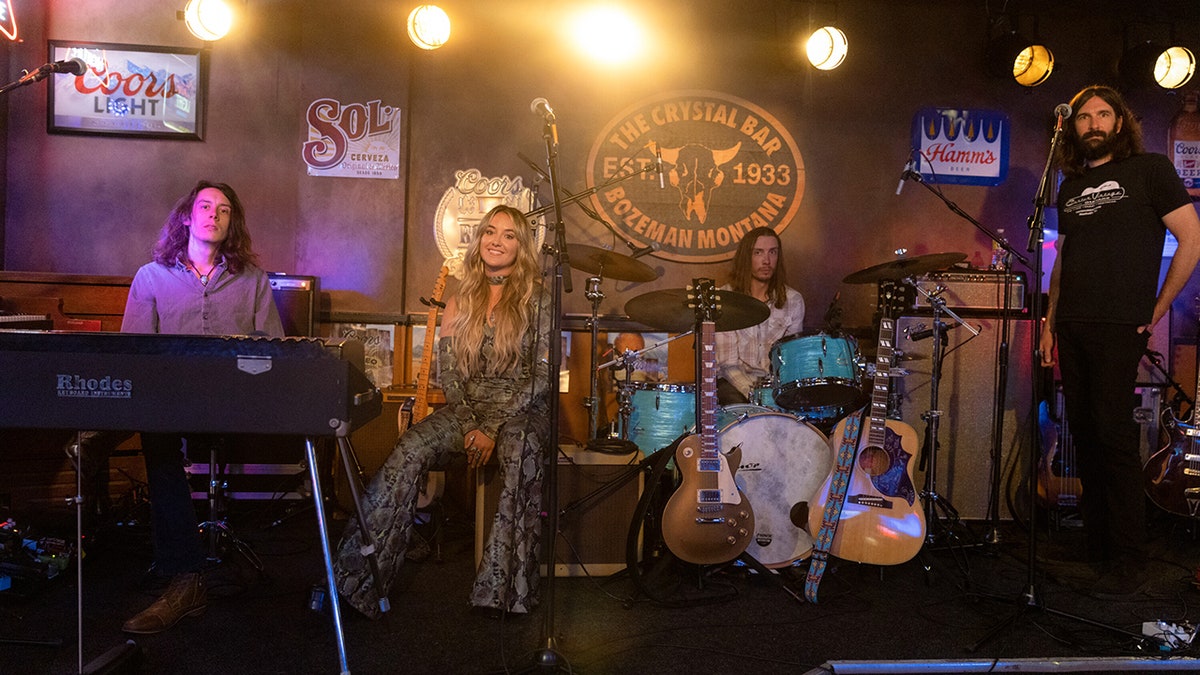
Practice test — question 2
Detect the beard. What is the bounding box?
[1081,131,1117,161]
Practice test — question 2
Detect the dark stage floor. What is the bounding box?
[3,490,1200,674]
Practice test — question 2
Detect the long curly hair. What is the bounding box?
[1055,85,1144,179]
[727,226,789,309]
[449,205,542,378]
[151,180,259,274]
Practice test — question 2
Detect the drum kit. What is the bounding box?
[569,245,969,567]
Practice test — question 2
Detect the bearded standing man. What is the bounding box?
[1041,85,1200,597]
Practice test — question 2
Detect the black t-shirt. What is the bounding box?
[1055,152,1192,325]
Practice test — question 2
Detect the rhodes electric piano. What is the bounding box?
[0,330,379,435]
[0,329,382,673]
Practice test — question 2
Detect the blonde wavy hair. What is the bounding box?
[449,205,542,377]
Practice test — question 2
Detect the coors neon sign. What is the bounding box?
[586,90,806,263]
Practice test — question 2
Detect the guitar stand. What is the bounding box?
[734,552,805,603]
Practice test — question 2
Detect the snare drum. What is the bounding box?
[624,382,695,456]
[770,331,865,411]
[717,405,834,567]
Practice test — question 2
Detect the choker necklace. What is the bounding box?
[487,274,508,286]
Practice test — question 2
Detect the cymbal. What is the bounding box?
[566,244,659,283]
[625,288,769,333]
[842,252,967,284]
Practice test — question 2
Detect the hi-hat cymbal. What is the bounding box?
[842,252,967,284]
[566,244,659,283]
[625,288,769,332]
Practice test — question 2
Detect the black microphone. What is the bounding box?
[655,146,665,189]
[628,242,660,259]
[907,321,959,342]
[1054,102,1072,131]
[530,97,555,120]
[18,57,87,85]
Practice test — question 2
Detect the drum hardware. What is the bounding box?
[841,251,967,285]
[566,243,659,283]
[191,436,266,573]
[901,276,981,549]
[624,287,769,333]
[573,248,661,442]
[595,331,693,455]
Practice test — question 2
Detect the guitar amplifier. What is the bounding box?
[268,273,318,337]
[476,444,643,577]
[897,270,1027,315]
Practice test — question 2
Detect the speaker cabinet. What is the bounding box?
[476,445,643,577]
[268,274,318,337]
[894,316,1034,520]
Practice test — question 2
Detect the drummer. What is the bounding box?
[715,226,805,405]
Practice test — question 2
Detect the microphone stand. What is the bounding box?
[969,116,1145,650]
[901,169,1030,548]
[521,109,571,674]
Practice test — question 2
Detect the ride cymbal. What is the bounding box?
[625,287,769,332]
[566,244,659,283]
[842,252,967,284]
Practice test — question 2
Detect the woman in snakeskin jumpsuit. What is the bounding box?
[333,204,551,617]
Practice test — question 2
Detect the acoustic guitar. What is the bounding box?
[807,312,926,566]
[661,279,755,565]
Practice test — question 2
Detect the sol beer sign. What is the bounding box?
[586,90,805,263]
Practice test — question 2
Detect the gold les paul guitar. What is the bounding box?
[661,279,755,565]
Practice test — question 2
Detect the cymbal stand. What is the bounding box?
[597,332,694,445]
[907,277,979,550]
[584,275,605,440]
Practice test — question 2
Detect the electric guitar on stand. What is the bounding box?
[406,264,450,508]
[1144,307,1200,517]
[662,279,755,565]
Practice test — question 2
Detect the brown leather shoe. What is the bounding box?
[122,572,207,634]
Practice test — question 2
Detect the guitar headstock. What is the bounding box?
[688,278,721,326]
[876,280,910,321]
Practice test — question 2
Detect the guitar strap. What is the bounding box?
[804,408,864,603]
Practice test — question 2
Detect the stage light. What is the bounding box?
[182,0,233,41]
[986,31,1053,87]
[567,5,647,67]
[407,5,451,51]
[806,26,847,71]
[1155,46,1196,89]
[1121,41,1196,90]
[1120,20,1197,90]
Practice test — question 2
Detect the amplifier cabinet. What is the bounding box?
[476,445,643,577]
[903,270,1027,315]
[268,273,318,337]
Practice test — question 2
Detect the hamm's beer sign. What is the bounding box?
[587,91,805,263]
[911,107,1009,187]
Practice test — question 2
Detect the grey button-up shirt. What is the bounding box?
[121,259,284,337]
